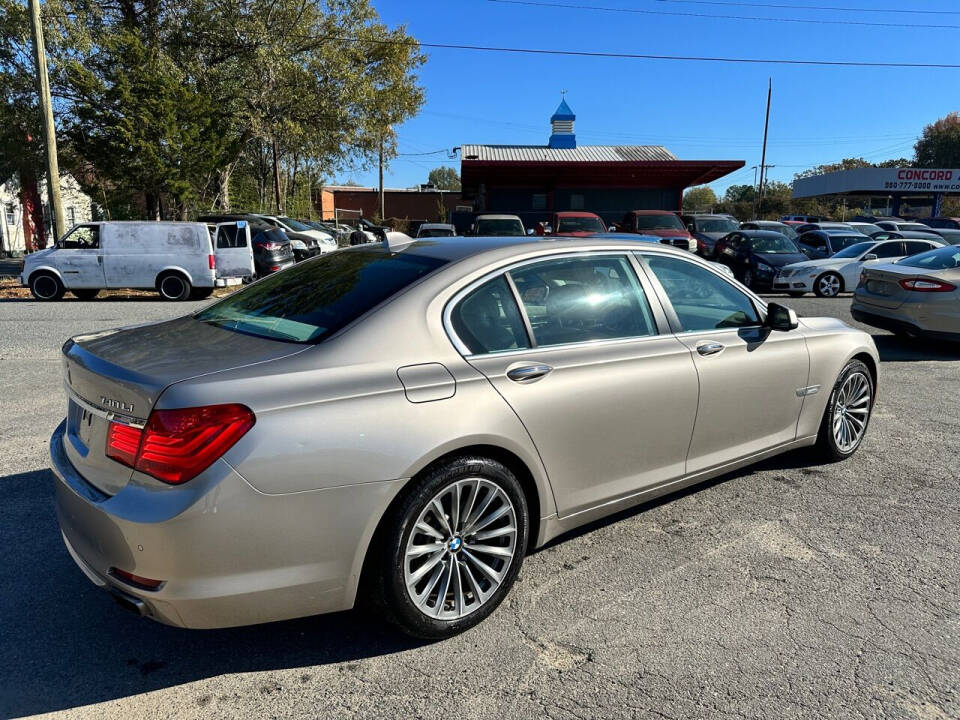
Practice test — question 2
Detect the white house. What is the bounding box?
[0,174,95,255]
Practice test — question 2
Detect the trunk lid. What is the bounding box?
[61,315,306,495]
[857,264,913,309]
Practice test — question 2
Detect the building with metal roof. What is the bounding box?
[459,100,744,228]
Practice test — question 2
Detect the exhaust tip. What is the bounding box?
[111,589,147,617]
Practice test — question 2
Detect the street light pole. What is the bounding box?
[27,0,65,243]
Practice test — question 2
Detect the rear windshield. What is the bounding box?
[194,250,447,343]
[279,217,312,232]
[696,218,738,233]
[897,246,960,270]
[419,228,455,237]
[633,214,684,231]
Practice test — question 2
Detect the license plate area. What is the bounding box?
[66,399,93,457]
[866,279,892,295]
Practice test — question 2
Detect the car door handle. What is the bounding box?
[506,364,553,383]
[696,342,725,356]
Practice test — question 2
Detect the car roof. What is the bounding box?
[419,223,455,229]
[474,214,522,220]
[555,211,601,217]
[736,230,792,238]
[629,209,677,215]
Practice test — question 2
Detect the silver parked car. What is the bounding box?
[52,238,879,638]
[852,244,960,342]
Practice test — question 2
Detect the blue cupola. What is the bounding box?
[548,99,576,149]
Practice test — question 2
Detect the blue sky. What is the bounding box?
[348,0,959,198]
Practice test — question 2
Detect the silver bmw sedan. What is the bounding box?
[52,236,879,638]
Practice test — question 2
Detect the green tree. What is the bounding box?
[723,184,755,204]
[427,166,460,190]
[914,113,960,168]
[682,185,717,211]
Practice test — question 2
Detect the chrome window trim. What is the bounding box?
[443,248,667,357]
[463,330,672,362]
[65,384,146,428]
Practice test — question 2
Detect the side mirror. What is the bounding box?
[862,253,878,261]
[765,302,799,332]
[526,228,535,236]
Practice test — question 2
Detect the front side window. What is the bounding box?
[195,249,447,343]
[832,241,874,259]
[509,255,656,347]
[644,254,759,332]
[451,276,530,354]
[830,235,870,252]
[59,225,99,250]
[799,233,826,249]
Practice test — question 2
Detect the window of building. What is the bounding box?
[67,207,76,227]
[531,194,546,211]
[4,203,14,226]
[570,194,584,210]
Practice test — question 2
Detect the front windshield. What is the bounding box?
[748,235,800,254]
[279,217,312,232]
[831,235,867,252]
[697,218,738,234]
[195,250,447,343]
[475,219,524,236]
[897,245,960,270]
[766,223,798,240]
[557,216,606,233]
[832,241,874,259]
[634,214,684,231]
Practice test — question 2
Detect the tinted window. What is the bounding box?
[556,216,606,233]
[799,233,826,248]
[829,235,867,252]
[451,277,530,354]
[904,241,936,256]
[644,254,759,332]
[873,242,905,258]
[418,228,455,238]
[215,224,246,249]
[509,255,656,347]
[475,219,524,236]
[748,235,800,254]
[832,241,874,259]
[696,218,738,233]
[195,249,447,343]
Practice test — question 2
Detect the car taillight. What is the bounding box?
[262,241,283,251]
[898,278,957,292]
[208,253,216,269]
[105,404,255,484]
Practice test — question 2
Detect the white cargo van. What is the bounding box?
[20,221,254,301]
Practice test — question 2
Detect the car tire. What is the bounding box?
[374,456,529,639]
[71,289,100,300]
[156,272,192,301]
[814,272,843,298]
[29,272,64,301]
[813,359,874,462]
[190,287,214,300]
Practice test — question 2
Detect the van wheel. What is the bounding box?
[72,289,100,300]
[157,272,192,301]
[30,272,64,301]
[190,287,214,300]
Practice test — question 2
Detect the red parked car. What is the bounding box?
[615,210,695,251]
[549,211,607,237]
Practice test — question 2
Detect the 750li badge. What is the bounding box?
[100,396,134,413]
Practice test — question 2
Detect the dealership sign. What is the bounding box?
[884,169,960,192]
[794,167,960,198]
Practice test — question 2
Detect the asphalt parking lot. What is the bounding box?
[1,294,957,720]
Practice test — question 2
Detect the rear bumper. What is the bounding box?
[51,420,399,628]
[851,306,960,342]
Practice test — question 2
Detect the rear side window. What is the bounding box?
[873,241,905,258]
[508,255,657,347]
[195,249,447,343]
[451,277,530,354]
[903,241,936,255]
[644,254,759,332]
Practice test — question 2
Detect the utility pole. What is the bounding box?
[28,0,65,242]
[378,138,385,221]
[272,139,283,214]
[757,78,772,218]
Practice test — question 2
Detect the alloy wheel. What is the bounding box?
[817,274,841,297]
[832,371,871,452]
[403,478,518,621]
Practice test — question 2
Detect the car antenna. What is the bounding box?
[382,231,416,253]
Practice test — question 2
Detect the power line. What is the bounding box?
[653,0,960,16]
[339,36,960,69]
[487,0,960,30]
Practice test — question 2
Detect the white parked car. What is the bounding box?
[255,215,337,253]
[774,237,943,297]
[416,223,457,238]
[20,221,254,301]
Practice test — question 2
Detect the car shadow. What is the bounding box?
[0,468,425,718]
[873,334,960,362]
